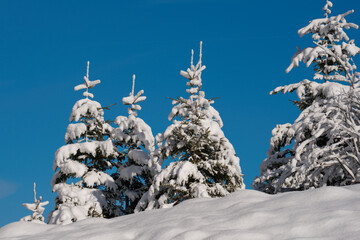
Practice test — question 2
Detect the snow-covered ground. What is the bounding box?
[1,185,360,240]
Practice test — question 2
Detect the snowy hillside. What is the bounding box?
[1,185,360,240]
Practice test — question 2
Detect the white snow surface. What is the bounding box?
[2,184,360,240]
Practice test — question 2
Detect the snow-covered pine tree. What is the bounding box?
[273,0,359,111]
[48,61,119,224]
[135,42,244,211]
[111,74,158,215]
[253,1,360,193]
[20,183,49,223]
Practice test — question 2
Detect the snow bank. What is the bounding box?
[1,185,360,240]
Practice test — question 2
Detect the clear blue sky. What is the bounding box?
[1,0,359,227]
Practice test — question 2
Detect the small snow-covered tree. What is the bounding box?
[20,183,49,224]
[111,75,158,215]
[136,42,244,211]
[253,1,360,193]
[48,61,119,224]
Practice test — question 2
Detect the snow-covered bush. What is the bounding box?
[47,183,106,224]
[48,62,119,224]
[20,183,49,224]
[111,75,159,214]
[136,42,244,211]
[253,1,360,193]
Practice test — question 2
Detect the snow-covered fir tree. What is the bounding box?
[20,183,49,224]
[111,74,158,215]
[277,0,359,111]
[135,42,244,211]
[253,1,360,194]
[48,61,119,224]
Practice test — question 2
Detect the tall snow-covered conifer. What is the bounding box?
[48,61,119,224]
[136,42,244,211]
[253,1,360,193]
[111,75,158,215]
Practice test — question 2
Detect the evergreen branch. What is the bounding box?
[102,103,117,110]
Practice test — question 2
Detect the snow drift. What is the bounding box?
[1,185,360,240]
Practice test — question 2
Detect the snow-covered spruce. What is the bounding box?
[275,0,359,111]
[48,61,119,224]
[20,183,49,224]
[253,1,360,194]
[111,75,158,214]
[136,42,244,211]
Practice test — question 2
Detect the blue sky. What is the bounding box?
[1,0,360,227]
